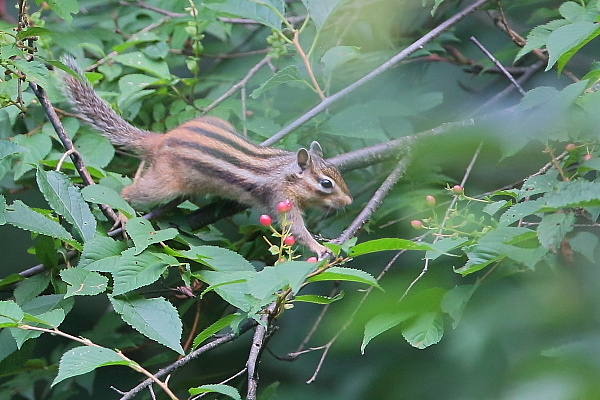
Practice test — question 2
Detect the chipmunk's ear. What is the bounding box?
[309,141,323,157]
[296,148,311,171]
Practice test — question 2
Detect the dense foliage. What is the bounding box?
[1,0,600,399]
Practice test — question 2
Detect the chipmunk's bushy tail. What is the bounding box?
[60,56,153,151]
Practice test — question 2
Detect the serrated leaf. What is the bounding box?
[12,133,52,180]
[499,199,544,225]
[349,238,433,257]
[204,0,284,30]
[0,195,5,225]
[0,301,24,328]
[85,249,178,295]
[60,269,108,298]
[441,285,476,328]
[189,384,242,400]
[52,346,131,386]
[401,312,444,349]
[78,236,128,269]
[294,292,344,305]
[307,267,381,289]
[181,245,255,272]
[192,313,240,349]
[425,237,469,261]
[81,184,135,218]
[13,308,67,348]
[110,295,184,354]
[196,270,256,312]
[515,20,568,62]
[126,217,178,254]
[113,52,170,79]
[546,21,600,71]
[570,231,598,262]
[40,0,79,23]
[74,131,115,169]
[0,140,27,160]
[543,180,600,208]
[361,311,413,354]
[250,65,309,99]
[36,167,97,242]
[5,201,80,249]
[537,212,575,250]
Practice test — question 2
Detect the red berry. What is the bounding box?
[565,143,577,152]
[307,257,318,263]
[583,154,593,161]
[277,199,293,213]
[410,220,423,229]
[451,185,464,195]
[283,236,296,246]
[425,195,436,207]
[259,214,272,226]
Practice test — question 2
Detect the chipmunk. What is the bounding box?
[60,57,352,258]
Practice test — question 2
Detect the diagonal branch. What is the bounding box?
[261,0,491,146]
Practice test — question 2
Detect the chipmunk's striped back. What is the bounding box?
[60,56,352,258]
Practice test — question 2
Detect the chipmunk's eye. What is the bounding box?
[319,179,333,189]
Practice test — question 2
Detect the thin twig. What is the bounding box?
[120,320,257,400]
[399,143,483,302]
[201,56,270,116]
[262,0,491,146]
[333,156,412,244]
[470,36,525,95]
[305,251,403,383]
[292,29,325,100]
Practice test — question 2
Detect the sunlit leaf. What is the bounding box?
[52,346,131,386]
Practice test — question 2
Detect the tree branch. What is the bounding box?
[261,0,491,146]
[119,319,257,400]
[29,83,119,225]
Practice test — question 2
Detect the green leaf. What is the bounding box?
[189,384,242,400]
[301,0,340,30]
[12,59,49,86]
[36,167,97,242]
[37,0,79,22]
[425,237,469,261]
[251,66,309,99]
[16,27,53,40]
[349,238,433,257]
[0,194,5,225]
[181,245,255,272]
[441,285,476,328]
[537,212,575,250]
[5,201,81,250]
[85,248,178,295]
[570,231,598,262]
[293,292,344,305]
[307,267,381,289]
[81,184,136,218]
[78,236,128,269]
[321,46,361,78]
[499,199,544,225]
[204,0,284,30]
[126,217,178,254]
[60,269,108,298]
[192,313,240,349]
[0,140,27,161]
[197,270,256,312]
[74,130,115,169]
[52,346,131,386]
[546,21,600,72]
[0,301,24,328]
[12,133,52,180]
[13,274,50,305]
[515,20,568,62]
[361,311,414,354]
[401,312,444,349]
[110,295,184,354]
[543,180,600,209]
[113,52,171,80]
